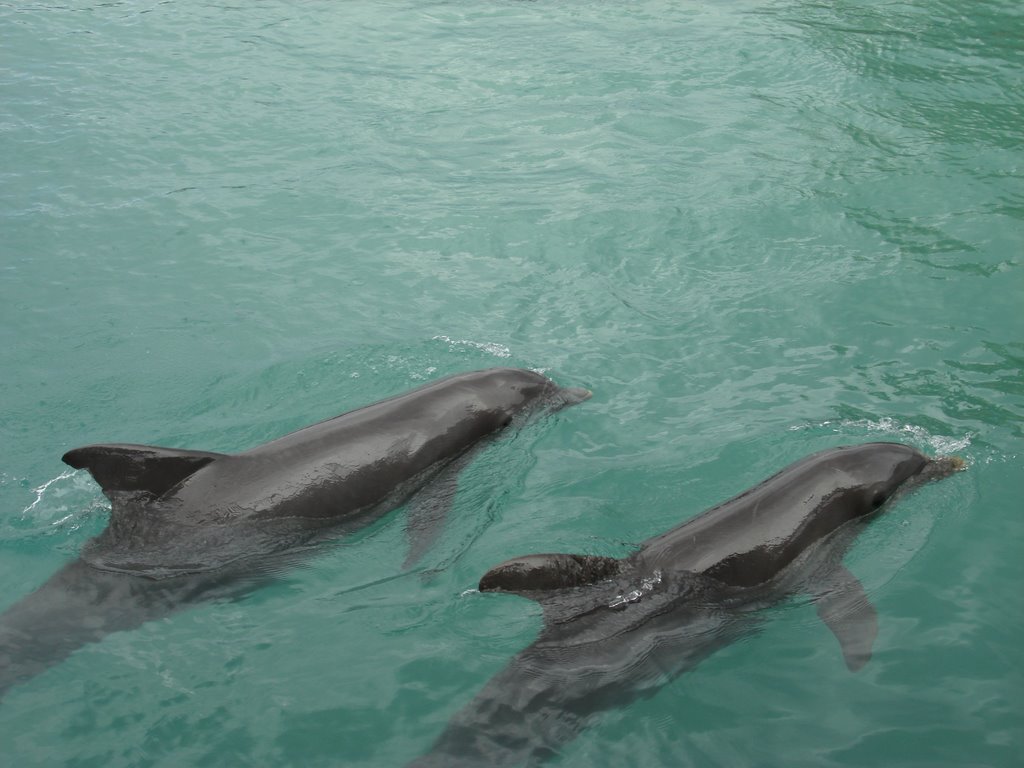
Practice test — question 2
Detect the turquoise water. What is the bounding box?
[1,0,1021,765]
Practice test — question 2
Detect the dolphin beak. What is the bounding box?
[563,387,592,404]
[926,455,967,480]
[546,386,591,414]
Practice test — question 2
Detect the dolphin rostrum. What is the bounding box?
[409,442,965,767]
[0,367,590,699]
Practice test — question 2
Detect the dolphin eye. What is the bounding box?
[871,490,887,509]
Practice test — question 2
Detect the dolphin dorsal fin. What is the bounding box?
[479,553,622,598]
[62,443,227,499]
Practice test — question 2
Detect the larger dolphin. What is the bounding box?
[409,442,964,767]
[0,367,589,698]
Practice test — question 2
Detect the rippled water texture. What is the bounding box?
[1,1,1021,766]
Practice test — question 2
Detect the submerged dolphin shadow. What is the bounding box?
[0,367,590,699]
[408,442,965,767]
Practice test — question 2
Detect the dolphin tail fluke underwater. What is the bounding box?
[0,559,211,699]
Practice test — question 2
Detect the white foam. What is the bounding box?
[22,469,78,516]
[790,417,972,455]
[432,335,512,359]
[20,469,106,531]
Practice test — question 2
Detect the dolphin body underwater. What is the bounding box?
[0,368,590,699]
[409,442,965,767]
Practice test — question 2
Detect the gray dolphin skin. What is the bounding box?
[409,442,965,767]
[0,367,590,699]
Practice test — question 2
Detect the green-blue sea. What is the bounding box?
[2,1,1021,766]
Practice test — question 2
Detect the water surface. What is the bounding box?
[1,1,1021,766]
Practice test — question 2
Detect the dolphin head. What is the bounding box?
[832,442,965,515]
[468,368,590,420]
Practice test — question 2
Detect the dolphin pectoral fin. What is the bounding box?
[402,482,457,572]
[479,553,622,597]
[401,450,481,571]
[62,443,226,499]
[813,564,879,672]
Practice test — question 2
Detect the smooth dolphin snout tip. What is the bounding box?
[563,387,592,404]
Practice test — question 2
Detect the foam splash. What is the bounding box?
[433,335,512,359]
[791,417,972,455]
[22,469,78,517]
[21,469,106,530]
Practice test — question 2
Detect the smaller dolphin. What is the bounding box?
[0,367,590,699]
[409,442,964,767]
